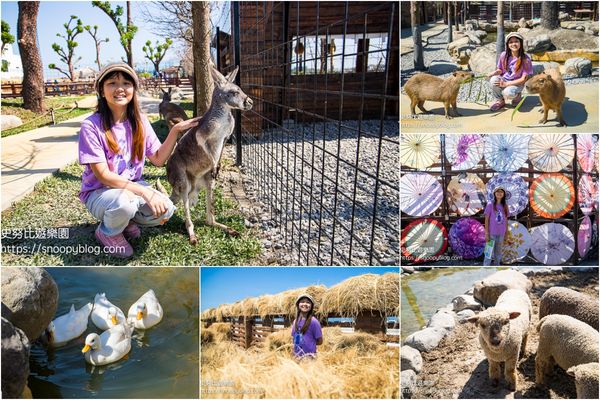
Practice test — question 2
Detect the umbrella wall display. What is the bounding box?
[529,134,574,172]
[447,173,487,216]
[501,221,532,264]
[484,134,530,172]
[578,174,598,215]
[530,222,575,265]
[400,134,440,169]
[445,134,484,170]
[449,217,486,259]
[401,218,448,263]
[486,173,529,217]
[529,173,575,219]
[576,134,598,173]
[400,173,443,217]
[578,216,592,258]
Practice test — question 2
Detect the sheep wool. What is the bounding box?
[539,287,599,330]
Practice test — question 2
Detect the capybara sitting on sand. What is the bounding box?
[525,68,566,126]
[404,70,474,119]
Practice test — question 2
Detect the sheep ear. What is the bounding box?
[566,366,576,377]
[508,311,521,320]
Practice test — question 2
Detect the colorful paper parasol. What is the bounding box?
[400,173,443,217]
[486,173,529,217]
[400,134,440,169]
[530,223,574,265]
[447,173,487,216]
[576,134,598,173]
[578,216,592,258]
[484,134,530,172]
[501,221,532,264]
[528,134,574,172]
[449,217,486,259]
[529,173,575,219]
[401,218,448,263]
[578,174,598,215]
[445,134,484,170]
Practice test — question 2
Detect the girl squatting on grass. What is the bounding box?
[78,63,199,258]
[487,32,534,112]
[291,294,323,359]
[483,187,509,266]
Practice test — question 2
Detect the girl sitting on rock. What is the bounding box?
[291,294,323,358]
[487,32,534,111]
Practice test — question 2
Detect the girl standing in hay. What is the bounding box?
[486,32,534,112]
[78,63,200,258]
[483,187,509,266]
[291,294,323,358]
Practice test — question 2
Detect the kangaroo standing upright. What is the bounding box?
[164,65,253,244]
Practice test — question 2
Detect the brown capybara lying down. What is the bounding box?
[525,68,567,126]
[404,70,474,119]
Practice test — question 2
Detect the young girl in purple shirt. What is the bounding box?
[484,187,509,266]
[487,32,534,112]
[78,63,199,258]
[291,294,323,358]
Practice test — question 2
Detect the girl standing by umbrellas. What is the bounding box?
[486,32,534,112]
[291,294,323,359]
[484,187,509,266]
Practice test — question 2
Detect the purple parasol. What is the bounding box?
[449,217,486,259]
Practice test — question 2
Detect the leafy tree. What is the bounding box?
[1,59,8,72]
[17,1,45,113]
[48,15,84,81]
[84,24,109,70]
[1,20,15,54]
[142,38,172,75]
[92,1,138,67]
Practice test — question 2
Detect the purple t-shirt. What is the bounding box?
[484,202,507,236]
[291,316,322,357]
[497,51,534,81]
[78,113,161,203]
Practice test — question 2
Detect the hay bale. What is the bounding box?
[205,322,232,343]
[283,285,327,318]
[201,329,214,344]
[242,297,259,317]
[320,273,399,318]
[264,328,292,352]
[257,294,275,319]
[231,300,244,317]
[331,331,383,353]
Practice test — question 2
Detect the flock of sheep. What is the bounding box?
[467,270,598,398]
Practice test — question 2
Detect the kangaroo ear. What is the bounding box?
[210,65,226,86]
[226,66,239,83]
[168,87,172,94]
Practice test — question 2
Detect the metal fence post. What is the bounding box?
[233,1,242,166]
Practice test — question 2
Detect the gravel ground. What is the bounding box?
[401,28,600,104]
[237,119,399,265]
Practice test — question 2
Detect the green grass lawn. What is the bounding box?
[1,95,93,138]
[0,116,261,266]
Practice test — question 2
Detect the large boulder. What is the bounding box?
[401,345,423,373]
[456,309,476,322]
[401,369,417,399]
[480,22,496,33]
[1,267,58,342]
[558,11,571,21]
[1,317,29,399]
[549,28,599,50]
[464,19,479,31]
[452,294,483,312]
[564,57,593,78]
[468,43,497,75]
[525,34,552,52]
[404,327,446,352]
[518,27,531,36]
[518,17,528,28]
[504,21,519,31]
[1,115,23,131]
[531,61,561,75]
[473,269,532,307]
[427,309,456,331]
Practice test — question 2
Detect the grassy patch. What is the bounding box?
[1,95,93,138]
[0,118,261,266]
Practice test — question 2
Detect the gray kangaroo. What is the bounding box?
[163,65,253,244]
[159,87,188,131]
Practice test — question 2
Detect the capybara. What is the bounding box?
[404,70,474,119]
[524,68,566,126]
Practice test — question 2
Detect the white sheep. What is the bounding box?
[539,287,599,329]
[467,288,532,391]
[473,270,532,307]
[535,314,599,386]
[567,362,599,399]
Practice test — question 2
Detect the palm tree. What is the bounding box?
[17,1,45,113]
[410,1,424,71]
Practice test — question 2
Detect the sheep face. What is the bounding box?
[468,309,521,348]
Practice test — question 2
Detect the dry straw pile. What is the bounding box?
[201,324,399,398]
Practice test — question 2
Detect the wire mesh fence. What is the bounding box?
[216,1,399,265]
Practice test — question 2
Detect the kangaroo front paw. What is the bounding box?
[189,235,198,245]
[539,118,548,124]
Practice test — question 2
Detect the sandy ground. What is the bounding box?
[410,270,599,399]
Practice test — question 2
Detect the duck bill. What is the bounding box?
[82,344,91,353]
[111,315,118,325]
[136,311,143,321]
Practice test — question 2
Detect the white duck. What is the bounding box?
[91,293,126,331]
[81,321,132,365]
[46,303,92,346]
[127,289,163,329]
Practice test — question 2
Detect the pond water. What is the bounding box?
[401,267,504,340]
[29,268,199,399]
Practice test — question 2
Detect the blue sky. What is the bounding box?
[1,1,229,78]
[200,267,398,311]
